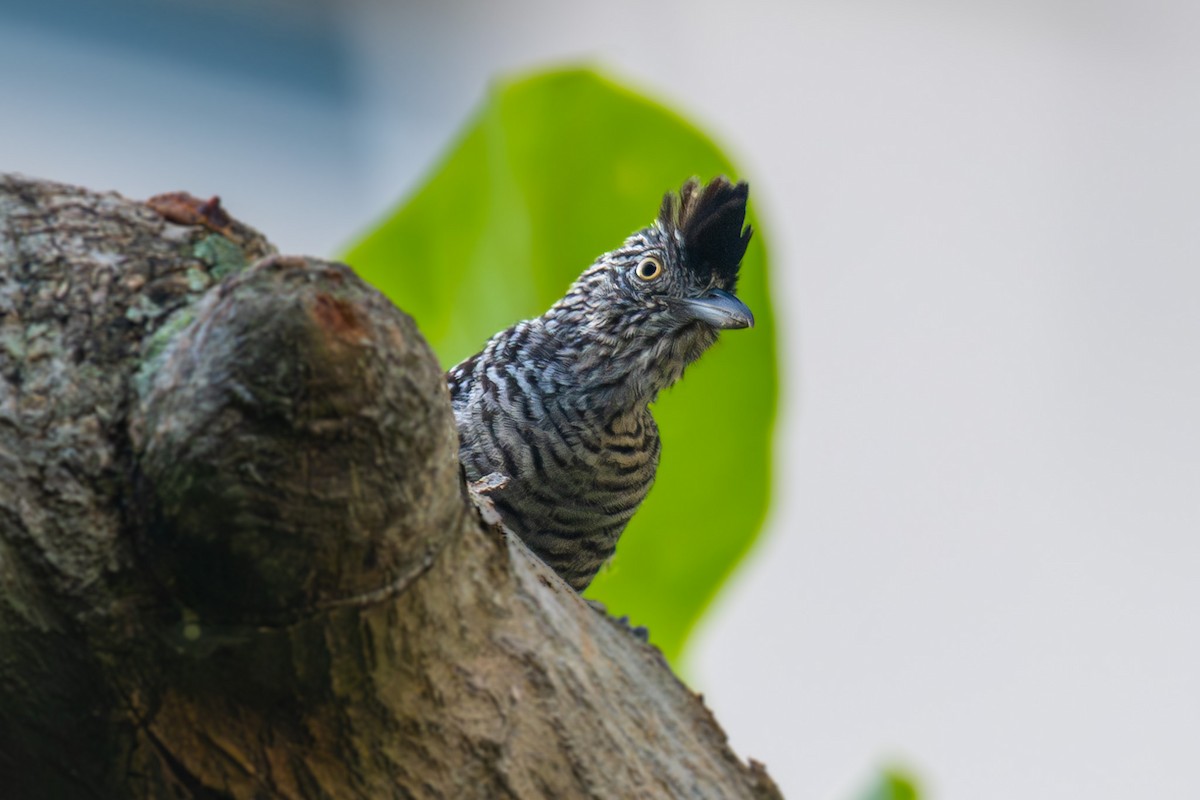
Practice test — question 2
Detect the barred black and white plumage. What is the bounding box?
[448,177,754,591]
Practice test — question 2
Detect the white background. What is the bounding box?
[3,1,1198,797]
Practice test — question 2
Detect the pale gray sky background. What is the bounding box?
[3,1,1197,797]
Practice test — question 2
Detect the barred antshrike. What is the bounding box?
[448,177,754,591]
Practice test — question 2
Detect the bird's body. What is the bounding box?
[448,177,754,591]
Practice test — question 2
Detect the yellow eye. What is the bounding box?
[635,256,664,281]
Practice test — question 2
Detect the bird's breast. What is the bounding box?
[459,395,660,590]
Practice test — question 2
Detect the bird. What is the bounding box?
[447,177,754,592]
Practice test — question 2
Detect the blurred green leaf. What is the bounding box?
[858,768,922,800]
[342,66,777,664]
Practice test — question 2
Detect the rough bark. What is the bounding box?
[0,175,781,800]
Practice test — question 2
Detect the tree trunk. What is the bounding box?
[0,175,781,799]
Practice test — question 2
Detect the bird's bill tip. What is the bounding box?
[683,288,754,330]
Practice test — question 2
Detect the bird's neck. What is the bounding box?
[526,315,712,421]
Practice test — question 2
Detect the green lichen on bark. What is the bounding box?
[132,305,195,399]
[193,232,248,278]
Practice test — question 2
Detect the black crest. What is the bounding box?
[657,176,752,286]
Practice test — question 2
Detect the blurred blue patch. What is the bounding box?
[0,0,349,103]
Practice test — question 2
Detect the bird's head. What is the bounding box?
[546,177,754,404]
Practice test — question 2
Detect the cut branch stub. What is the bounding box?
[132,255,462,624]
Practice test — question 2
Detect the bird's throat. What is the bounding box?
[540,318,717,418]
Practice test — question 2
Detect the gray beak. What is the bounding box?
[683,288,755,330]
